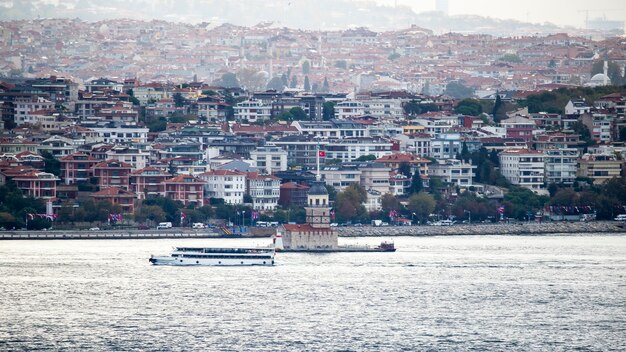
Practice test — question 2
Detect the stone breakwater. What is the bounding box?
[336,221,625,237]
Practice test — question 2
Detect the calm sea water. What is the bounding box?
[1,234,626,351]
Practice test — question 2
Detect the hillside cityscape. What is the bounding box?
[1,11,626,231]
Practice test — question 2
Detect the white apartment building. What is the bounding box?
[414,117,456,135]
[105,145,151,170]
[429,133,463,160]
[334,101,365,119]
[199,170,246,204]
[234,99,272,122]
[499,149,546,192]
[246,172,280,211]
[89,127,150,144]
[429,159,476,187]
[250,146,288,174]
[291,120,368,138]
[544,148,578,185]
[320,165,362,191]
[389,172,410,196]
[361,98,404,119]
[14,96,54,117]
[325,138,393,162]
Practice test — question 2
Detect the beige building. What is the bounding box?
[577,153,623,184]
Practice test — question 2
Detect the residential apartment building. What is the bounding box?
[577,153,623,184]
[90,187,136,214]
[199,170,246,205]
[59,152,98,185]
[544,148,579,185]
[163,174,206,207]
[234,99,272,122]
[334,101,365,119]
[12,171,59,200]
[325,137,393,162]
[499,149,545,192]
[129,167,171,199]
[246,172,280,211]
[429,159,476,187]
[250,146,288,174]
[91,159,132,190]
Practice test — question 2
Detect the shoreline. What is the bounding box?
[0,221,624,240]
[336,221,625,237]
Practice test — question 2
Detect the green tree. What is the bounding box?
[354,155,376,162]
[407,193,436,224]
[135,205,166,224]
[398,162,412,179]
[335,184,367,223]
[335,60,348,69]
[322,101,335,120]
[290,75,298,88]
[41,151,61,177]
[304,75,311,92]
[289,107,307,120]
[388,51,400,60]
[213,72,240,88]
[381,193,401,214]
[454,99,483,116]
[499,54,522,63]
[403,100,422,116]
[445,81,474,99]
[409,170,423,194]
[172,93,185,107]
[302,60,310,75]
[322,77,330,92]
[492,94,507,123]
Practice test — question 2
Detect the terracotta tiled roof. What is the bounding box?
[93,159,133,168]
[91,187,136,197]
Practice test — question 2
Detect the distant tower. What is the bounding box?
[305,181,331,228]
[436,0,449,16]
[306,147,331,228]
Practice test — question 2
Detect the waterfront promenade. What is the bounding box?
[0,221,623,240]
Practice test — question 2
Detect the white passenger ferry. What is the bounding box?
[149,246,275,266]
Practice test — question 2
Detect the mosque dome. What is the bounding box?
[589,73,611,86]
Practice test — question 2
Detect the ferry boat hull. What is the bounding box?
[149,247,275,266]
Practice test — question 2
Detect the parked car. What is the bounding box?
[156,222,172,229]
[192,223,206,229]
[89,227,100,231]
[137,224,150,230]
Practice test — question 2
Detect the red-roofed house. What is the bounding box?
[129,167,171,199]
[60,153,99,185]
[92,159,132,190]
[12,171,59,200]
[90,187,136,213]
[279,182,310,207]
[163,174,206,207]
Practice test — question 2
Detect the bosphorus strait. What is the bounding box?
[1,235,625,351]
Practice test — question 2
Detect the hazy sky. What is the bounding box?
[384,0,626,28]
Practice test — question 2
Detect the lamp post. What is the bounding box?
[242,210,245,227]
[464,210,471,224]
[412,212,416,225]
